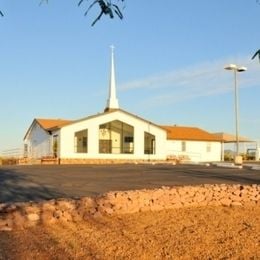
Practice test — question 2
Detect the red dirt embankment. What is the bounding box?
[0,184,259,259]
[0,206,259,259]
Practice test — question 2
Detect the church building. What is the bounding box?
[24,48,222,164]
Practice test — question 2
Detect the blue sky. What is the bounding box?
[0,0,260,151]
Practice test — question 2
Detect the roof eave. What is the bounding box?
[167,137,221,142]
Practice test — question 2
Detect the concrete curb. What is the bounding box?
[212,162,243,169]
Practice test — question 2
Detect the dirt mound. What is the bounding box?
[0,205,259,259]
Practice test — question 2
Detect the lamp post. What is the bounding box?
[224,64,247,164]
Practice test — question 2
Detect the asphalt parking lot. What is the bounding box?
[0,164,259,203]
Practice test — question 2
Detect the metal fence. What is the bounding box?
[0,148,24,158]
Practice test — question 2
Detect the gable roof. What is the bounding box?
[24,118,73,140]
[24,109,165,141]
[161,125,222,142]
[61,108,165,131]
[105,109,165,130]
[36,118,73,130]
[24,113,223,143]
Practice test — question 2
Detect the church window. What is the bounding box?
[144,132,156,154]
[206,142,211,153]
[99,120,134,154]
[74,129,88,153]
[181,141,186,152]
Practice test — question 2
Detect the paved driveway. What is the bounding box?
[0,164,259,203]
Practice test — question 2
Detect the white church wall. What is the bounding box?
[59,110,167,160]
[24,123,52,159]
[166,140,221,162]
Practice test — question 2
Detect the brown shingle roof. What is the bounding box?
[36,118,73,130]
[161,125,221,142]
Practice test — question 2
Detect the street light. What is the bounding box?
[224,64,247,164]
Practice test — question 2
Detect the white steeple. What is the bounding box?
[105,45,119,111]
